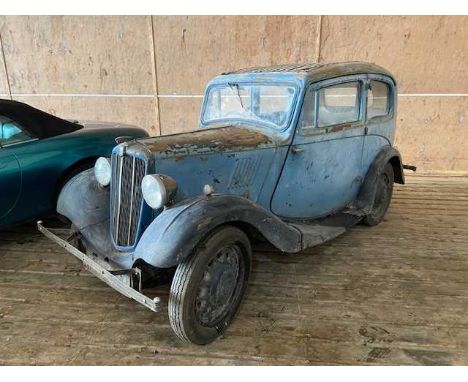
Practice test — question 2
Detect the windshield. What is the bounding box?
[202,83,297,130]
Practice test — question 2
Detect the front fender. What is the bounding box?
[57,168,114,256]
[134,194,302,268]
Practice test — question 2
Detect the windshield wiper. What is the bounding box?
[228,82,246,110]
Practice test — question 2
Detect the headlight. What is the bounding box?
[94,157,111,187]
[141,174,177,209]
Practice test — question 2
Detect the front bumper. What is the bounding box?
[37,221,161,313]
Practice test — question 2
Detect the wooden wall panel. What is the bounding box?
[0,54,9,96]
[0,16,466,174]
[395,96,468,174]
[0,16,155,95]
[319,16,468,94]
[13,96,158,133]
[152,16,320,94]
[0,17,10,96]
[158,97,202,135]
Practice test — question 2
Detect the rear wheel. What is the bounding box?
[363,162,394,226]
[168,226,252,345]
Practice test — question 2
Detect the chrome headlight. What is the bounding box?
[94,157,111,187]
[141,174,177,209]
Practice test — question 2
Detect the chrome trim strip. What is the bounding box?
[37,221,160,312]
[127,156,136,246]
[1,138,39,148]
[115,154,124,240]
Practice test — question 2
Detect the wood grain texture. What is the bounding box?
[395,96,468,175]
[0,15,466,173]
[152,16,320,94]
[1,176,467,365]
[0,17,11,96]
[158,96,202,135]
[319,16,468,94]
[0,16,155,95]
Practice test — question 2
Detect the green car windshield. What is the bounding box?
[202,83,297,130]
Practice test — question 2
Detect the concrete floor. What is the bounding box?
[1,176,468,365]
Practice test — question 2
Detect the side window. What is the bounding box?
[0,117,31,146]
[298,87,316,132]
[317,81,360,128]
[367,80,390,120]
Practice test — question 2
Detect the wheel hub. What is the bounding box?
[195,245,241,326]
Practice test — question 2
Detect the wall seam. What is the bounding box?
[0,29,12,100]
[149,16,162,136]
[315,15,323,63]
[2,93,467,98]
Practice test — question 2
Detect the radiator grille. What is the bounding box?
[110,152,147,248]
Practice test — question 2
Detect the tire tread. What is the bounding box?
[168,226,251,344]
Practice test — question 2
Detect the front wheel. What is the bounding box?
[168,226,252,345]
[363,162,394,226]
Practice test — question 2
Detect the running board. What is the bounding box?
[291,214,361,250]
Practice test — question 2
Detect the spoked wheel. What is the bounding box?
[169,226,252,345]
[363,162,394,226]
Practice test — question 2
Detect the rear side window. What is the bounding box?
[367,80,390,120]
[0,117,31,146]
[317,82,360,128]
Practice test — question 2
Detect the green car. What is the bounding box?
[0,99,148,229]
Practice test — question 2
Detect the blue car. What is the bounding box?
[40,62,412,344]
[0,99,149,228]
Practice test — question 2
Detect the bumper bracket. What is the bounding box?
[37,221,160,312]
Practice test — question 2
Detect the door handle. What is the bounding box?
[291,146,303,154]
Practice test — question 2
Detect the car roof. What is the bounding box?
[221,61,395,84]
[0,99,82,139]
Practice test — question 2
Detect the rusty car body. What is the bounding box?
[39,62,409,345]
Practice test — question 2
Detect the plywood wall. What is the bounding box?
[0,16,466,174]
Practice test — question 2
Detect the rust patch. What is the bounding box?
[139,126,276,157]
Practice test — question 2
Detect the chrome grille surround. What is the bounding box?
[110,144,149,249]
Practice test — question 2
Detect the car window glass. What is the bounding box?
[367,80,390,120]
[0,117,31,146]
[203,84,296,130]
[298,87,316,132]
[317,81,360,128]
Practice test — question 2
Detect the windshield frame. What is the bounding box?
[200,81,300,132]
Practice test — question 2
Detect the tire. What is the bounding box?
[363,162,394,226]
[168,225,252,345]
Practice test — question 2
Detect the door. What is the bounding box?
[362,76,395,170]
[271,76,367,219]
[0,117,31,220]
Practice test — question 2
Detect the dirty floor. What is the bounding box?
[1,176,468,365]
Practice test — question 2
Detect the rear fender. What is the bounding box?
[352,146,404,214]
[134,194,303,268]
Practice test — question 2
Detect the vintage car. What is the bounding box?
[39,62,413,345]
[0,99,148,228]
